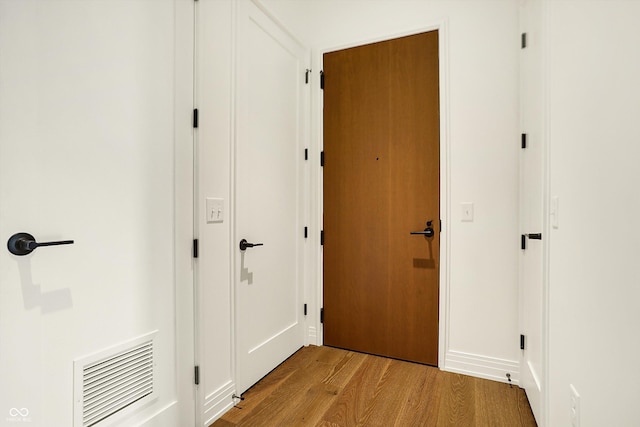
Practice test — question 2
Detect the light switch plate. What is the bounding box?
[461,202,474,222]
[206,198,224,223]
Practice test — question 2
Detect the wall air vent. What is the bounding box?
[74,331,157,427]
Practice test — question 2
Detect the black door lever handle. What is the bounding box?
[7,232,74,256]
[239,239,264,251]
[410,220,435,238]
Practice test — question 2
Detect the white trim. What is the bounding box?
[540,0,551,425]
[444,350,520,385]
[229,0,239,401]
[307,326,317,343]
[202,381,236,427]
[174,0,196,425]
[192,1,202,426]
[310,21,452,370]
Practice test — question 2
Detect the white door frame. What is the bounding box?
[308,21,452,368]
[175,0,197,424]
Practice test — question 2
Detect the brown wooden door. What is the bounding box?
[323,31,440,365]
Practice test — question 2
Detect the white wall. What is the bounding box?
[545,1,640,426]
[258,0,521,382]
[0,1,194,425]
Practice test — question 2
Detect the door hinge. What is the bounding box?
[193,239,199,258]
[305,148,308,160]
[194,366,200,385]
[521,234,526,250]
[320,230,324,246]
[304,226,308,238]
[305,69,310,84]
[520,334,525,350]
[193,108,199,128]
[320,70,324,89]
[521,133,527,149]
[304,303,307,316]
[521,33,527,49]
[320,308,324,323]
[320,151,324,167]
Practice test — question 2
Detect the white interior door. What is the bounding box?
[0,1,188,425]
[519,0,546,424]
[234,1,309,395]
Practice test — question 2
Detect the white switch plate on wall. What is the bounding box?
[206,198,224,223]
[461,202,474,222]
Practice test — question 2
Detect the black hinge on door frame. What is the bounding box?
[194,366,200,385]
[521,33,527,49]
[305,148,308,160]
[304,226,308,238]
[320,151,324,167]
[320,308,324,323]
[520,334,526,350]
[320,70,324,89]
[320,230,324,246]
[304,304,308,316]
[193,108,199,128]
[193,239,199,258]
[521,234,526,250]
[521,133,527,149]
[305,69,311,84]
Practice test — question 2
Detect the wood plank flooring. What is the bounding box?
[211,346,537,427]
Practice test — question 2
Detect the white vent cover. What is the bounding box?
[74,331,157,427]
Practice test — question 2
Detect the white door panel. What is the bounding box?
[235,1,308,394]
[0,1,182,424]
[519,0,546,424]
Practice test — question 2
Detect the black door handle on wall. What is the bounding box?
[239,239,264,251]
[7,232,74,256]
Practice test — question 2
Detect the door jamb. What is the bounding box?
[310,21,451,368]
[175,0,196,424]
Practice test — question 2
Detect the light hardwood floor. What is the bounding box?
[212,345,537,427]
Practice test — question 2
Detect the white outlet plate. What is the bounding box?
[461,202,474,222]
[570,384,580,427]
[206,198,224,223]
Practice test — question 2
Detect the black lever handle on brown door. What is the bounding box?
[239,239,264,251]
[410,220,435,238]
[7,232,74,256]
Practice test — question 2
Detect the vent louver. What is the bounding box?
[74,332,157,427]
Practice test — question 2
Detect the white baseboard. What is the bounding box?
[444,350,520,385]
[203,381,236,426]
[307,325,318,345]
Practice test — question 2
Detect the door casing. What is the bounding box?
[309,22,451,368]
